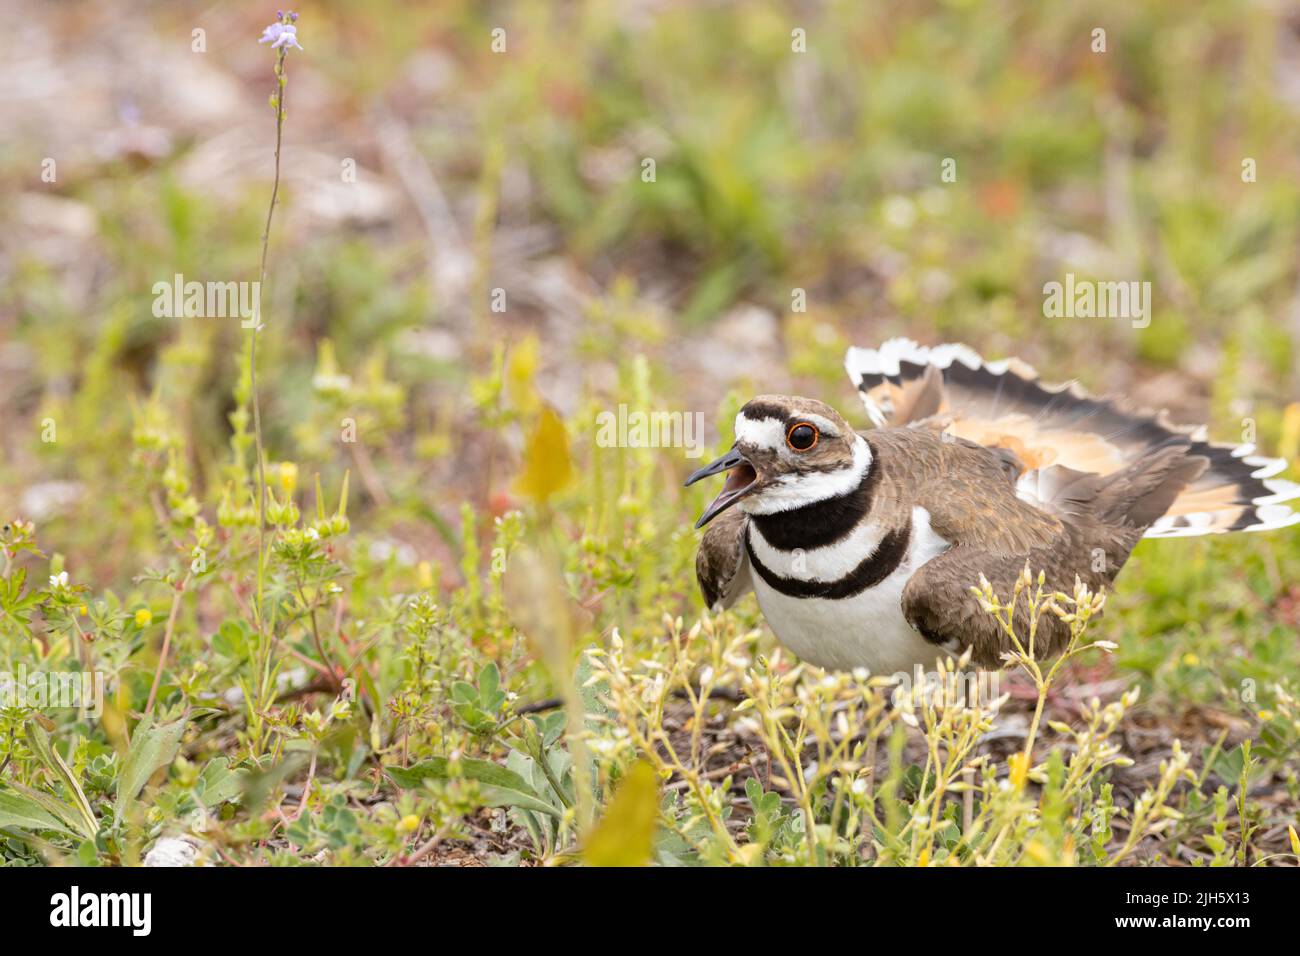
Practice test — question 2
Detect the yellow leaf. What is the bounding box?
[1280,402,1300,465]
[514,405,574,503]
[582,761,660,867]
[505,334,540,413]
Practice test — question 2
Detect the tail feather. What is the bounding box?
[845,337,1300,539]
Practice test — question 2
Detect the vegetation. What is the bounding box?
[0,1,1297,866]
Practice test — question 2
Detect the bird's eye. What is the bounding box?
[786,423,818,451]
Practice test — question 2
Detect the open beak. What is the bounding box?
[684,446,758,529]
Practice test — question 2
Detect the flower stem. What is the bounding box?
[250,48,287,645]
[145,572,192,718]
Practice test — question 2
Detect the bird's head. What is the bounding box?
[685,395,870,528]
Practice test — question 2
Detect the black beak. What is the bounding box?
[685,446,758,529]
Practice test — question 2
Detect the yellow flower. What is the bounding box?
[1288,825,1300,857]
[278,461,299,494]
[134,608,153,627]
[417,561,434,590]
[78,604,87,617]
[1008,751,1030,790]
[1181,652,1200,666]
[1257,709,1275,722]
[399,814,421,833]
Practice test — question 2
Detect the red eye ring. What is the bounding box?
[786,422,819,451]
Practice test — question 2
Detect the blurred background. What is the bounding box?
[2,0,1300,602]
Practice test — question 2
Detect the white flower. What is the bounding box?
[49,571,69,589]
[258,20,303,51]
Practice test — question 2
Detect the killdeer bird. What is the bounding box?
[687,339,1300,674]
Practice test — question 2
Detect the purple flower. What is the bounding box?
[258,18,303,51]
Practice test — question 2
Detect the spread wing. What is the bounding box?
[889,434,1207,668]
[846,338,1300,538]
[695,507,752,611]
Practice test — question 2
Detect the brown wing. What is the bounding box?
[695,507,752,611]
[867,428,1064,556]
[886,432,1204,667]
[846,339,1300,538]
[899,533,1123,668]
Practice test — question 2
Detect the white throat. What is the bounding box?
[742,434,872,515]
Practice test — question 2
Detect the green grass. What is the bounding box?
[0,0,1298,866]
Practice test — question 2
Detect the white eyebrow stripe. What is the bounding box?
[734,414,787,449]
[734,411,841,448]
[794,412,841,437]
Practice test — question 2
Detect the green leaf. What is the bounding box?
[24,720,98,839]
[114,714,187,825]
[387,757,561,818]
[0,788,78,836]
[478,662,500,706]
[582,761,660,867]
[577,648,608,731]
[4,780,89,836]
[194,757,250,809]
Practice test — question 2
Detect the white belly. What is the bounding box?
[749,507,952,675]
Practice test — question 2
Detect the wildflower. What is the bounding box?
[1181,652,1200,666]
[49,571,69,589]
[399,814,420,833]
[258,13,303,51]
[1008,751,1030,790]
[278,461,298,493]
[135,608,153,628]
